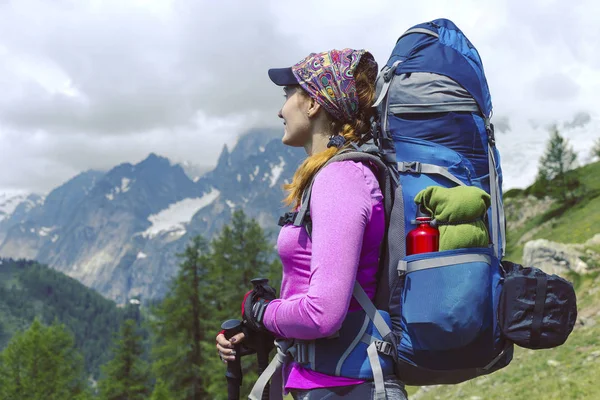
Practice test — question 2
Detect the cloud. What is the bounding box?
[564,111,591,129]
[0,0,599,193]
[532,72,580,101]
[0,0,302,135]
[0,112,242,193]
[494,116,511,134]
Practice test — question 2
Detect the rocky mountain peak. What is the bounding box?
[0,129,305,303]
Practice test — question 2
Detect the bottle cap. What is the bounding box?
[415,204,432,222]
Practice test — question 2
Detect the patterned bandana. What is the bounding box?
[291,49,377,123]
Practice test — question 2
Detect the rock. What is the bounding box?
[577,317,597,328]
[587,233,600,246]
[585,351,600,363]
[410,385,439,400]
[504,196,554,231]
[523,239,590,276]
[546,359,561,367]
[0,132,305,303]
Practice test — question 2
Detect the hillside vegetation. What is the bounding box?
[1,159,597,398]
[410,161,600,399]
[0,258,132,378]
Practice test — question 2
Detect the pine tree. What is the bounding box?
[207,210,281,327]
[536,125,579,202]
[150,210,281,399]
[592,137,600,161]
[98,319,150,400]
[0,318,88,400]
[150,379,171,400]
[202,210,281,398]
[151,235,211,400]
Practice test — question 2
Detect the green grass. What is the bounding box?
[539,196,600,244]
[504,161,600,264]
[288,162,600,400]
[408,162,600,399]
[411,272,600,400]
[575,161,600,191]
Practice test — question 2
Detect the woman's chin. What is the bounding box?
[281,134,296,147]
[282,130,308,148]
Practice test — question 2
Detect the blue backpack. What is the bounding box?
[368,18,512,386]
[250,18,511,400]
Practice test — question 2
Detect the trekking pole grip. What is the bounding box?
[222,319,243,400]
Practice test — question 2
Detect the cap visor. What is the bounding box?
[268,67,298,86]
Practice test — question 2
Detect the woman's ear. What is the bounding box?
[306,96,321,118]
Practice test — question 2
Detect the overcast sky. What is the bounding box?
[1,0,598,195]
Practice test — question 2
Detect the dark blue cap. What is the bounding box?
[268,67,298,86]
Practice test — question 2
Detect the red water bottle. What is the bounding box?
[406,206,439,255]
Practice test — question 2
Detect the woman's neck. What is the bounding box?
[304,131,330,156]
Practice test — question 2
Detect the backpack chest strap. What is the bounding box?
[277,212,297,227]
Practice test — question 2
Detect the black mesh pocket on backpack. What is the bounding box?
[499,261,577,350]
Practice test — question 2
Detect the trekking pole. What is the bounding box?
[221,319,243,400]
[250,278,275,400]
[254,331,272,400]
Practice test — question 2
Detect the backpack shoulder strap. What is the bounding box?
[288,144,405,313]
[292,146,395,239]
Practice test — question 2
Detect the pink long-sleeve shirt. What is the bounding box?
[263,160,385,391]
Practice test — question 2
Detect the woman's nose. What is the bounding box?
[278,109,283,119]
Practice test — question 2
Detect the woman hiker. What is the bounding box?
[216,48,407,400]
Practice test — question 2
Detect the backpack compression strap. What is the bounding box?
[353,282,394,400]
[396,146,505,260]
[398,161,466,187]
[487,141,506,258]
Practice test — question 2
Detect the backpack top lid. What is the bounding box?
[388,18,492,117]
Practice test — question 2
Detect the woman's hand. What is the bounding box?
[216,331,246,363]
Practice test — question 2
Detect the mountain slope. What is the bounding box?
[0,130,304,302]
[0,257,133,379]
[0,193,29,223]
[126,133,303,301]
[0,170,103,258]
[410,161,600,400]
[409,272,600,400]
[503,161,600,263]
[0,193,44,244]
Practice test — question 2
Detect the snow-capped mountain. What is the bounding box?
[179,160,212,183]
[0,193,45,243]
[0,117,594,303]
[0,129,303,303]
[0,193,28,222]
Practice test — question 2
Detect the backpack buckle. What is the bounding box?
[374,340,393,357]
[383,60,402,82]
[293,341,310,364]
[399,161,422,173]
[485,119,496,146]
